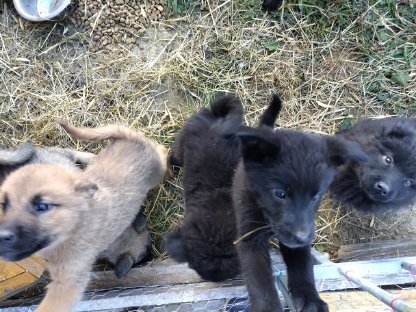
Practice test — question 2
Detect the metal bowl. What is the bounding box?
[13,0,73,22]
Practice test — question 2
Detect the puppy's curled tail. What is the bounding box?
[0,142,34,165]
[210,94,244,136]
[259,93,282,128]
[59,122,147,143]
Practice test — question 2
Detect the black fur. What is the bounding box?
[165,94,244,282]
[233,103,367,311]
[259,94,282,127]
[262,0,283,11]
[330,117,416,213]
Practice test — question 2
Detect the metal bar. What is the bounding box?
[338,266,416,312]
[312,257,416,292]
[402,261,416,275]
[274,272,296,312]
[272,254,416,310]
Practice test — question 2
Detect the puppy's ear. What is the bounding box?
[165,229,187,263]
[237,129,280,163]
[386,125,415,140]
[74,179,98,197]
[0,141,34,166]
[326,136,368,167]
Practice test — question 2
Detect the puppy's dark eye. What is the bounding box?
[33,203,54,213]
[1,195,9,213]
[404,179,413,187]
[273,189,286,199]
[383,155,393,165]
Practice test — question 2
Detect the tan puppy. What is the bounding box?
[0,124,169,312]
[0,139,151,278]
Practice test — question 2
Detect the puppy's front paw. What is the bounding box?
[293,294,328,312]
[132,212,147,233]
[114,254,134,279]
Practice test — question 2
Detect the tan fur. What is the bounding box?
[0,136,148,277]
[0,124,168,312]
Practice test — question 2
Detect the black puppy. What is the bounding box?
[166,94,244,282]
[232,98,368,311]
[330,117,416,213]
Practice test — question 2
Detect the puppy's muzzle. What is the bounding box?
[0,224,51,261]
[275,224,315,248]
[293,228,312,244]
[371,181,395,202]
[0,229,17,248]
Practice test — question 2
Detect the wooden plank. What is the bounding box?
[275,257,416,292]
[322,289,416,312]
[313,257,416,291]
[0,272,38,301]
[89,258,203,290]
[17,257,45,278]
[0,262,25,283]
[338,239,416,262]
[0,258,43,301]
[89,252,284,291]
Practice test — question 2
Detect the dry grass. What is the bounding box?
[0,0,415,258]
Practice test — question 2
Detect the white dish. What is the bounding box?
[12,0,72,22]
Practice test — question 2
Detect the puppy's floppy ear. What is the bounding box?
[0,141,34,166]
[74,179,98,197]
[326,136,368,167]
[386,125,416,140]
[165,229,187,263]
[237,129,280,163]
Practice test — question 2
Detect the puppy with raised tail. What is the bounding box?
[166,94,244,282]
[0,123,169,312]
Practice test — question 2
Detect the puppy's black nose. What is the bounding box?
[374,181,390,196]
[0,230,16,247]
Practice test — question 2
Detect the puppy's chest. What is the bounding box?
[86,190,145,233]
